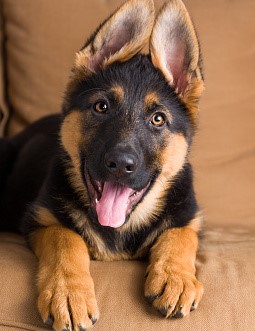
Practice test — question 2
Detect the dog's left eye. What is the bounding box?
[150,113,165,127]
[93,101,108,113]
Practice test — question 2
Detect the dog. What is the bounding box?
[0,0,205,330]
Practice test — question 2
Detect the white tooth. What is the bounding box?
[95,198,98,204]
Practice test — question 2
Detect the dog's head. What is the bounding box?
[61,0,204,229]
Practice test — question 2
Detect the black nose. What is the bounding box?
[105,148,138,177]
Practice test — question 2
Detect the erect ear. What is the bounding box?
[75,0,154,73]
[150,0,204,121]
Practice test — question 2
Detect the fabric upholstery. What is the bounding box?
[0,0,255,330]
[0,230,255,331]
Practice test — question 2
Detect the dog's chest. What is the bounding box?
[78,222,162,262]
[72,207,168,261]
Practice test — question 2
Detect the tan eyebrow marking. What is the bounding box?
[144,91,172,123]
[110,84,125,103]
[144,91,160,108]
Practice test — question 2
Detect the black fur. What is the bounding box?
[0,115,61,232]
[0,55,198,258]
[65,55,192,137]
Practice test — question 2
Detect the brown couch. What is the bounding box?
[0,0,255,330]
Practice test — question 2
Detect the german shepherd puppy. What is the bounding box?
[0,0,205,330]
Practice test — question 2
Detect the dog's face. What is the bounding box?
[61,0,204,229]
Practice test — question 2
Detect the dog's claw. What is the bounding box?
[44,315,54,326]
[173,310,184,318]
[158,306,168,316]
[145,294,158,304]
[61,324,71,331]
[190,301,197,311]
[90,317,98,325]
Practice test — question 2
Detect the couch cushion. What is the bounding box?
[0,230,254,331]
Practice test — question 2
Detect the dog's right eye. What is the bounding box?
[93,101,108,113]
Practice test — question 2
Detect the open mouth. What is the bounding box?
[84,167,151,228]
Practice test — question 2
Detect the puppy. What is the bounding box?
[0,0,204,330]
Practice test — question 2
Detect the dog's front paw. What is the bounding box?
[38,270,99,331]
[145,263,204,318]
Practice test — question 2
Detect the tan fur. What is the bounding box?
[150,0,199,82]
[75,0,154,72]
[65,0,155,105]
[36,207,59,227]
[160,133,188,179]
[60,204,131,261]
[26,1,205,329]
[182,77,204,124]
[57,83,194,265]
[90,237,131,261]
[132,220,169,259]
[144,92,173,123]
[30,225,99,331]
[133,209,203,259]
[144,91,159,107]
[60,111,90,207]
[119,133,188,234]
[62,203,170,262]
[145,221,204,317]
[60,116,188,261]
[150,0,204,122]
[85,224,132,261]
[187,211,204,233]
[110,84,125,103]
[84,85,124,106]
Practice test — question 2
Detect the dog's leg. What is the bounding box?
[145,221,204,318]
[30,225,99,331]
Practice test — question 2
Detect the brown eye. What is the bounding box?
[93,101,108,113]
[150,113,165,127]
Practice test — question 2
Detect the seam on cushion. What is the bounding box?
[0,320,50,331]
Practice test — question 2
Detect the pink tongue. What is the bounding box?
[96,182,133,228]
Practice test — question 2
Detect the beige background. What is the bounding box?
[0,1,255,330]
